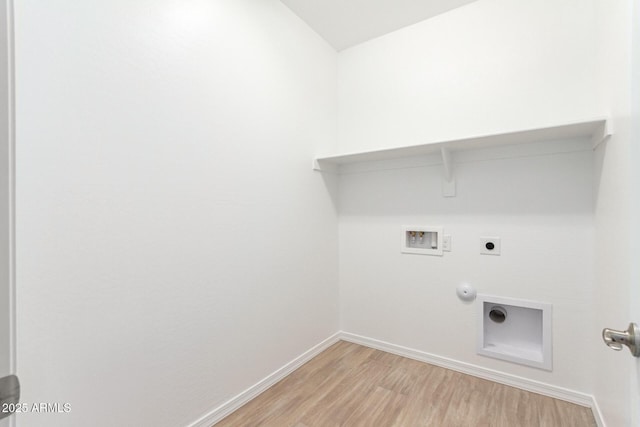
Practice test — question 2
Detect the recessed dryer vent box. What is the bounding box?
[401,226,443,256]
[477,295,552,371]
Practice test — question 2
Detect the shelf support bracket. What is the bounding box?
[440,146,456,197]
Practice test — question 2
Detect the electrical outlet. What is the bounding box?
[480,237,501,255]
[443,235,452,252]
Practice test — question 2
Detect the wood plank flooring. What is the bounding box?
[215,341,596,427]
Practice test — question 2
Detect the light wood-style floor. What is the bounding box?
[215,341,596,427]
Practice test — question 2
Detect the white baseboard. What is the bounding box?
[186,332,341,427]
[340,331,604,424]
[590,396,606,427]
[186,330,605,427]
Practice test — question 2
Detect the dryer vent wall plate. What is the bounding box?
[476,294,552,371]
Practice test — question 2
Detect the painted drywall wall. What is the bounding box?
[14,1,338,426]
[337,0,606,399]
[338,144,596,392]
[592,1,636,425]
[337,0,601,154]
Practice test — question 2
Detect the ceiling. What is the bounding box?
[280,0,478,51]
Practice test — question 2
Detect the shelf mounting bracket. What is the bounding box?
[440,146,456,197]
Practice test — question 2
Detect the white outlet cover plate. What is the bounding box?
[480,237,501,255]
[443,235,452,252]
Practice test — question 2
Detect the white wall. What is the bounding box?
[337,0,606,401]
[338,144,596,392]
[14,1,338,426]
[337,0,601,154]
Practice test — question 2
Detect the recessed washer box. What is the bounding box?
[401,226,443,256]
[477,295,552,371]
